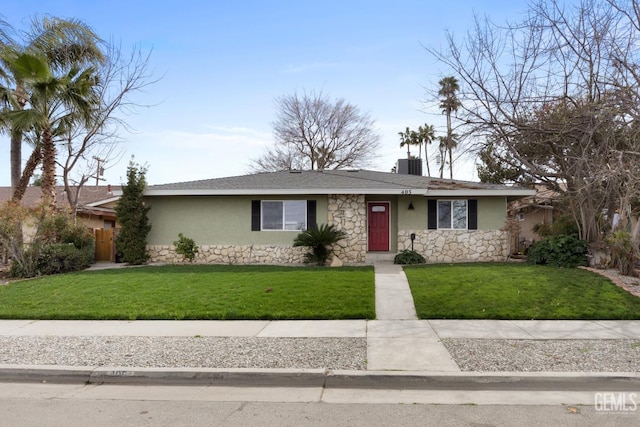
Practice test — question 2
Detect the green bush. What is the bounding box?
[10,243,92,277]
[293,223,347,266]
[394,250,426,265]
[36,244,92,275]
[528,234,588,268]
[608,231,637,276]
[173,233,199,262]
[8,209,95,278]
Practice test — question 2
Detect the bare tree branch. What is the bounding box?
[252,91,380,172]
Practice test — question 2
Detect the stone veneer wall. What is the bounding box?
[147,193,367,265]
[327,194,367,264]
[147,244,308,264]
[398,229,509,263]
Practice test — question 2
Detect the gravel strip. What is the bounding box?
[0,336,367,370]
[601,268,640,295]
[442,339,640,372]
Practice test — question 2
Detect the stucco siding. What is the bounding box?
[396,196,507,231]
[146,195,328,246]
[477,198,507,230]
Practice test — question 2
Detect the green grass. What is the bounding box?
[405,263,640,319]
[0,265,375,320]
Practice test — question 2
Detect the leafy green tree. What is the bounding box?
[293,223,346,266]
[115,159,151,265]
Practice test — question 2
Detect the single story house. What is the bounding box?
[141,168,535,265]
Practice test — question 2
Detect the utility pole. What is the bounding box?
[93,156,105,186]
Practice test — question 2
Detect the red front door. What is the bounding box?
[368,202,390,251]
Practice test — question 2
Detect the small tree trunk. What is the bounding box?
[40,126,57,211]
[11,146,43,203]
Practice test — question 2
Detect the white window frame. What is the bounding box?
[261,200,307,231]
[437,199,468,230]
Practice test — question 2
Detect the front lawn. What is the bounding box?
[405,263,640,319]
[0,265,375,320]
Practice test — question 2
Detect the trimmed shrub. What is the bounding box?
[173,233,199,262]
[394,250,426,265]
[528,234,588,268]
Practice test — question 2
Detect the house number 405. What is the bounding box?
[401,190,412,195]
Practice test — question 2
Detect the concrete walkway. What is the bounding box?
[373,262,417,320]
[370,261,458,371]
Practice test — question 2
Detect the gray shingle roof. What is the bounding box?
[144,170,534,197]
[0,185,121,208]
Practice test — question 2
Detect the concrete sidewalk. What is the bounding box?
[2,318,640,340]
[2,318,640,374]
[0,261,639,390]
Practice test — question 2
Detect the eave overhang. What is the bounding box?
[142,187,537,197]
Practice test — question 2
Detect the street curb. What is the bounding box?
[326,370,640,391]
[90,367,327,387]
[1,365,639,390]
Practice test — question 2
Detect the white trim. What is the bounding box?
[143,188,536,197]
[367,201,391,252]
[144,189,415,196]
[86,196,120,206]
[425,189,535,197]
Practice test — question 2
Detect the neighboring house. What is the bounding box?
[0,185,121,262]
[0,185,121,229]
[508,185,561,252]
[140,168,535,265]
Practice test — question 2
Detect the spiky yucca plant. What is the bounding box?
[293,223,347,266]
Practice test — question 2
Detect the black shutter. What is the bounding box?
[468,199,478,230]
[251,200,261,231]
[307,200,317,230]
[427,199,437,230]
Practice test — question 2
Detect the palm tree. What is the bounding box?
[438,76,461,179]
[293,223,347,266]
[7,53,98,210]
[398,127,412,158]
[0,16,103,201]
[417,124,436,177]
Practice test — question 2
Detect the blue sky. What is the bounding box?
[1,0,530,186]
